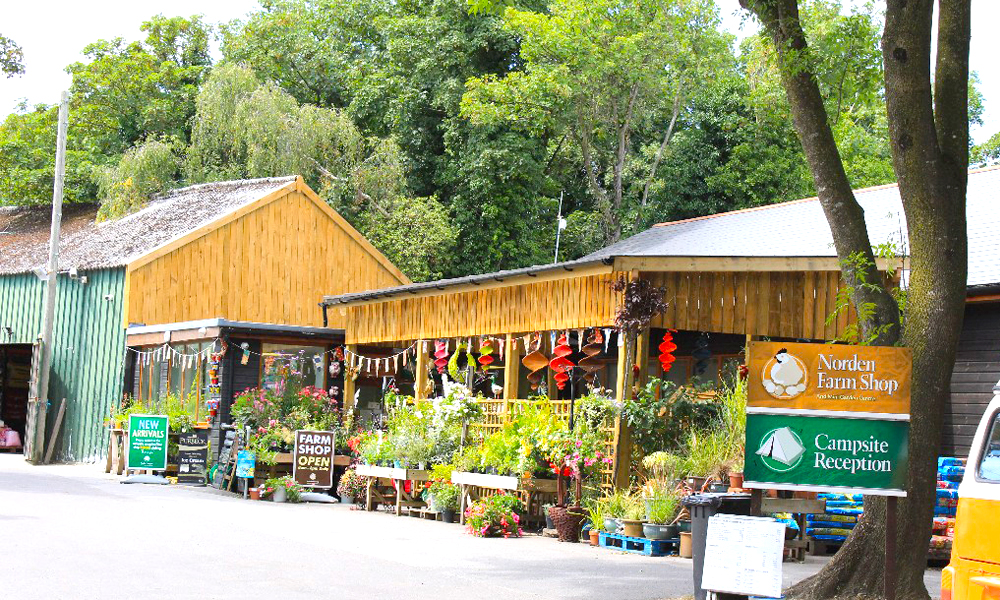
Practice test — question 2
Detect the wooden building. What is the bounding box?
[0,176,407,462]
[323,166,1000,466]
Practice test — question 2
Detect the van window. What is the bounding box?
[979,411,1000,482]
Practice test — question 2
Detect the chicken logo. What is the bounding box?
[761,348,808,400]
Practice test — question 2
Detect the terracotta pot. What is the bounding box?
[249,487,260,500]
[729,472,744,489]
[679,532,693,558]
[589,528,600,546]
[620,519,644,538]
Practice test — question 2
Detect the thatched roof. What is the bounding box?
[0,177,297,275]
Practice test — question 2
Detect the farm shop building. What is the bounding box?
[323,166,1000,469]
[0,176,407,462]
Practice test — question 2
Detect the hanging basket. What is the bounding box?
[549,505,585,543]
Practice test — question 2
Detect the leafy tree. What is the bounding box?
[358,195,458,281]
[0,34,24,77]
[740,1,970,598]
[96,139,180,219]
[461,0,732,244]
[66,15,212,155]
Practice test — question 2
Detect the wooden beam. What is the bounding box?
[126,328,222,347]
[613,330,635,489]
[503,334,519,400]
[343,344,358,412]
[414,340,429,400]
[635,327,651,387]
[614,255,903,273]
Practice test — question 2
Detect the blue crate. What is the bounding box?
[598,531,678,557]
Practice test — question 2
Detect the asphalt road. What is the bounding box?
[0,455,940,599]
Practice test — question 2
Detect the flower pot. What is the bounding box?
[686,476,708,491]
[642,523,678,541]
[442,509,456,524]
[679,532,693,558]
[589,528,600,546]
[620,519,644,538]
[339,494,354,505]
[544,509,555,530]
[729,472,744,489]
[708,481,729,493]
[676,519,691,533]
[603,517,620,534]
[249,487,261,500]
[550,505,585,543]
[272,487,287,503]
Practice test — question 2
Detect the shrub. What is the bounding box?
[262,475,304,503]
[336,467,368,500]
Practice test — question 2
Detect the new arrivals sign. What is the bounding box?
[127,414,169,471]
[293,430,335,488]
[747,341,911,416]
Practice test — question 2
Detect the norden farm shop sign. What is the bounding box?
[744,341,911,496]
[127,414,169,471]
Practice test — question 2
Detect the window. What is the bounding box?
[978,411,1000,483]
[260,344,326,391]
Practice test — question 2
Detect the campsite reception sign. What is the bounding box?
[126,414,169,471]
[743,341,911,496]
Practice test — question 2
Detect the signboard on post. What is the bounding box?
[293,430,335,488]
[235,450,256,479]
[126,414,168,471]
[176,427,210,485]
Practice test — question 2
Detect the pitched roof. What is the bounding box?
[0,177,298,275]
[583,165,1000,288]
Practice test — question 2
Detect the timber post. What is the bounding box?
[612,329,636,489]
[343,344,358,413]
[414,340,429,400]
[503,334,519,400]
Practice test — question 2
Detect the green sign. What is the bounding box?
[744,413,909,496]
[127,414,169,471]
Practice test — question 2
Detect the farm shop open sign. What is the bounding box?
[293,430,335,488]
[747,341,911,416]
[743,413,909,496]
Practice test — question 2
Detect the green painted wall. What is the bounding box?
[0,268,126,461]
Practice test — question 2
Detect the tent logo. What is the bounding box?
[756,427,806,472]
[762,348,808,400]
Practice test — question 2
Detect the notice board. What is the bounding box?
[293,430,335,488]
[701,514,785,598]
[176,427,210,485]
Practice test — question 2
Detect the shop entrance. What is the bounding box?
[0,344,34,453]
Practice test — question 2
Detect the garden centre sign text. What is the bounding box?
[127,414,168,471]
[747,341,911,416]
[293,430,335,488]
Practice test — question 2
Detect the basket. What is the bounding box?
[549,505,586,543]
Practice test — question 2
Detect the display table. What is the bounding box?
[104,429,125,475]
[451,471,558,525]
[355,465,431,515]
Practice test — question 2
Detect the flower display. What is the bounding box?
[464,493,523,538]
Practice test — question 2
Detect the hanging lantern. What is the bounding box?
[578,329,604,385]
[521,333,548,390]
[433,340,449,374]
[478,338,495,371]
[658,329,677,373]
[549,332,575,391]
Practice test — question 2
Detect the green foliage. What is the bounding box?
[232,385,341,465]
[0,34,24,77]
[424,480,461,511]
[358,195,457,282]
[645,490,680,525]
[828,244,906,345]
[622,378,719,456]
[96,139,180,220]
[336,466,369,499]
[263,475,304,502]
[641,451,686,482]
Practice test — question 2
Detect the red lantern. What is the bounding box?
[658,330,677,373]
[478,338,495,371]
[549,333,575,390]
[434,340,448,374]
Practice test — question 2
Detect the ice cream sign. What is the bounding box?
[748,341,911,416]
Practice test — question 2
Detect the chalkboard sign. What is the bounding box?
[214,429,239,490]
[176,427,210,485]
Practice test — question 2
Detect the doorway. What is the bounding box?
[0,344,33,451]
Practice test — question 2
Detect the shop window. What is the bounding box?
[978,411,1000,482]
[260,344,326,392]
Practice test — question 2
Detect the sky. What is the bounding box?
[1,0,998,143]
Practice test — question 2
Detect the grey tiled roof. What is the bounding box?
[0,176,297,275]
[584,166,1000,287]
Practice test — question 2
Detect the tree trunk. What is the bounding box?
[740,1,970,598]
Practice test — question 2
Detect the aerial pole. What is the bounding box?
[32,91,68,464]
[553,191,567,263]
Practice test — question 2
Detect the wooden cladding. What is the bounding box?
[344,272,618,344]
[646,271,857,340]
[126,189,405,328]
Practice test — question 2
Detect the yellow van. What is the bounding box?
[942,391,1000,600]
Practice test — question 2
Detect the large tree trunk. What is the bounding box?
[740,1,970,598]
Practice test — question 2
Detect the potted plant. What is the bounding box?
[545,430,611,543]
[464,493,523,538]
[602,490,631,534]
[585,499,606,546]
[337,467,368,506]
[643,492,680,540]
[619,495,646,538]
[263,475,303,503]
[426,480,461,523]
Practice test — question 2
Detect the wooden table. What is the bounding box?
[761,497,826,563]
[104,429,125,475]
[451,471,558,525]
[355,465,431,516]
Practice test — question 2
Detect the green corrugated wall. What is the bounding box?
[0,268,126,462]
